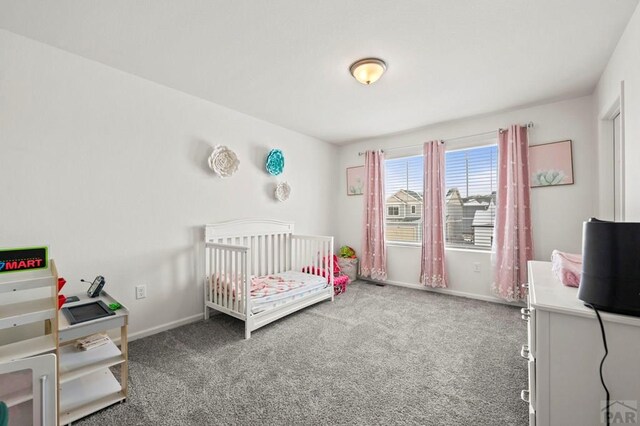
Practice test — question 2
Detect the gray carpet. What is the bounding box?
[78,282,528,425]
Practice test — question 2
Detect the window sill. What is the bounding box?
[385,242,492,254]
[445,247,492,254]
[386,241,421,248]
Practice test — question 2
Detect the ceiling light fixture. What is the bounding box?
[349,58,387,85]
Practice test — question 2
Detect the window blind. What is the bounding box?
[444,144,498,250]
[384,155,424,243]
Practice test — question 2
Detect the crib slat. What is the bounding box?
[275,234,280,273]
[243,252,248,315]
[287,234,291,271]
[279,234,282,271]
[267,234,272,274]
[252,236,256,277]
[261,234,266,276]
[265,234,269,275]
[314,240,319,275]
[218,247,223,306]
[209,248,213,305]
[214,247,218,306]
[213,248,218,306]
[232,251,236,312]
[233,252,245,312]
[229,250,234,310]
[320,241,325,277]
[282,234,287,271]
[233,251,238,312]
[263,234,268,275]
[272,233,276,273]
[257,235,262,276]
[223,248,227,308]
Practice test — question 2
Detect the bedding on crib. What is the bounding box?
[212,270,328,313]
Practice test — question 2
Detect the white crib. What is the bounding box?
[203,219,334,339]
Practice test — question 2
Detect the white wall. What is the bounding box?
[0,30,337,338]
[336,96,597,301]
[596,2,640,221]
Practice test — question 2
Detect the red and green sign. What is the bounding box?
[0,247,48,274]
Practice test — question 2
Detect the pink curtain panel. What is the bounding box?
[492,125,534,301]
[420,140,447,287]
[360,150,387,280]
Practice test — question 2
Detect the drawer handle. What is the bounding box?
[521,308,530,315]
[521,390,530,403]
[520,344,530,359]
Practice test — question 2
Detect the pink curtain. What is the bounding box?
[492,125,534,301]
[360,150,387,280]
[420,141,447,287]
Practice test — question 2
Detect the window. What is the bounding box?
[445,144,498,250]
[385,155,424,243]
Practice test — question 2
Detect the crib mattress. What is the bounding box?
[211,270,329,314]
[250,271,328,314]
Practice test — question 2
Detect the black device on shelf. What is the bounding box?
[61,300,115,325]
[578,217,640,317]
[81,276,106,298]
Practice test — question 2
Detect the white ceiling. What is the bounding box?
[0,1,637,144]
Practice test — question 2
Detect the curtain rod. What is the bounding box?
[357,122,534,156]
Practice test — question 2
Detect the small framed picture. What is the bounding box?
[529,140,574,188]
[346,166,365,196]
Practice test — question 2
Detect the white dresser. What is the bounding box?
[524,261,640,426]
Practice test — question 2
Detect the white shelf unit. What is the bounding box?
[0,260,58,360]
[0,260,59,426]
[57,291,129,425]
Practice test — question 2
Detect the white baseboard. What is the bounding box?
[119,313,204,344]
[359,277,525,307]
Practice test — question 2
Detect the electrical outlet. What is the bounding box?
[473,262,481,272]
[135,285,147,299]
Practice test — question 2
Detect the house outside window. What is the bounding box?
[384,144,497,250]
[445,144,498,250]
[385,155,423,243]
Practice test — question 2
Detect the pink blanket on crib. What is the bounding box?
[551,250,582,287]
[212,273,306,300]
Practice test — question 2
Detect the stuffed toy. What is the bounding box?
[339,246,356,258]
